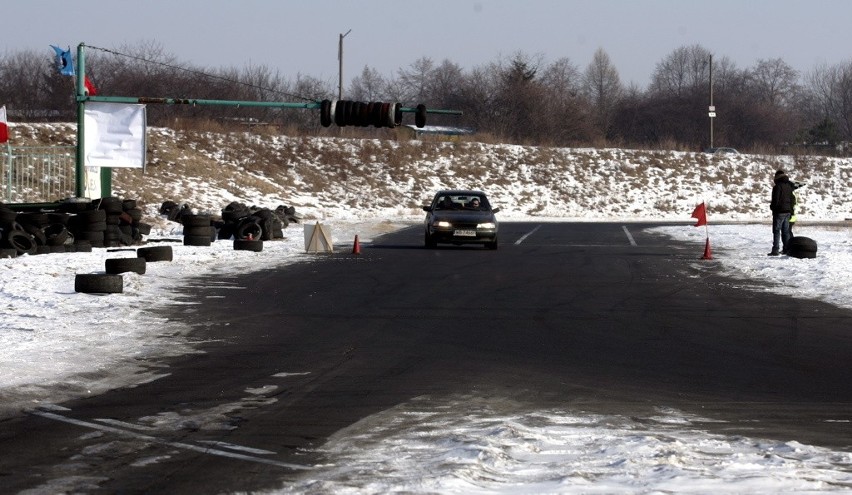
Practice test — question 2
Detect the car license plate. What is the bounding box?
[454,229,476,237]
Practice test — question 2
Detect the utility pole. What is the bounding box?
[338,29,352,100]
[708,54,715,149]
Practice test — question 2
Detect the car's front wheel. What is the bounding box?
[485,238,498,250]
[425,230,437,249]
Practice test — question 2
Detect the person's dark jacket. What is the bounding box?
[771,175,795,214]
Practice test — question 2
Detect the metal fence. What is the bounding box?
[1,145,76,203]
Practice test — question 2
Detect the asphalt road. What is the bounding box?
[1,222,851,493]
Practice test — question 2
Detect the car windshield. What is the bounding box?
[435,194,490,211]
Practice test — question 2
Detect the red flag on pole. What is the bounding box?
[84,76,97,96]
[691,202,707,227]
[0,106,8,144]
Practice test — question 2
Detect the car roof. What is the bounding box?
[435,190,487,196]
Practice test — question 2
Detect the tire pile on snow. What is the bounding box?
[0,197,152,258]
[159,200,301,252]
[74,245,175,294]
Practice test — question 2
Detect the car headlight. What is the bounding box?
[477,222,496,229]
[435,221,452,228]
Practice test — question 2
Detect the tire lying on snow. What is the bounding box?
[75,273,123,294]
[233,239,263,252]
[137,245,173,262]
[3,229,38,256]
[105,257,147,275]
[788,236,817,259]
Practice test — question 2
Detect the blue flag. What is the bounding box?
[50,45,75,76]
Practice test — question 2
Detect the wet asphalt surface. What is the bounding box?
[0,222,850,493]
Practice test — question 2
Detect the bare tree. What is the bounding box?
[650,44,712,97]
[396,57,434,103]
[349,65,386,102]
[806,61,852,143]
[747,58,799,107]
[582,48,623,138]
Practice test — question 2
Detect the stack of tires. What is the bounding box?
[1,204,72,256]
[75,245,174,295]
[181,214,215,247]
[0,203,32,257]
[65,197,151,249]
[217,201,295,241]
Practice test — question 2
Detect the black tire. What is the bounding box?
[183,225,215,237]
[135,222,152,236]
[415,103,427,128]
[425,231,437,249]
[77,209,107,223]
[79,220,107,232]
[393,102,403,126]
[138,245,173,262]
[97,196,124,214]
[125,207,144,222]
[217,223,235,240]
[236,219,262,240]
[0,207,18,227]
[788,236,817,259]
[44,223,70,246]
[184,234,212,247]
[485,238,498,250]
[181,214,212,228]
[4,230,38,255]
[320,99,332,127]
[122,199,137,210]
[75,273,123,294]
[105,257,147,275]
[334,100,347,127]
[234,239,263,252]
[76,230,105,242]
[22,224,47,246]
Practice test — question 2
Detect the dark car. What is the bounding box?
[423,190,499,249]
[704,146,739,155]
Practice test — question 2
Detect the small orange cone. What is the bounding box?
[701,238,713,260]
[352,235,361,255]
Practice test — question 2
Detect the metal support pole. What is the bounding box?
[75,44,86,198]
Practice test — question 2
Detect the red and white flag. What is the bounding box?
[0,106,8,144]
[84,76,97,96]
[691,202,707,227]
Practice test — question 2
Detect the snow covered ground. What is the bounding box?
[3,122,852,492]
[2,216,851,493]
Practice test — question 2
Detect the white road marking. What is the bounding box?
[95,418,157,431]
[514,225,542,245]
[32,410,312,470]
[622,225,637,246]
[197,440,277,455]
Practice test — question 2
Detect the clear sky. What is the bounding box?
[5,0,852,89]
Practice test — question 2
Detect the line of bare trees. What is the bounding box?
[1,42,850,154]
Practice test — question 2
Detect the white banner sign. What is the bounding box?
[83,102,147,168]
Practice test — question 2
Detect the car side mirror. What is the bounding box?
[491,207,500,213]
[422,205,432,212]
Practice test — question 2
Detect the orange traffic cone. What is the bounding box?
[352,235,361,255]
[701,237,712,260]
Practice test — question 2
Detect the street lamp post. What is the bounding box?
[338,29,351,101]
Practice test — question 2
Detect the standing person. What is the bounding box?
[769,169,796,256]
